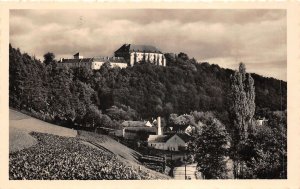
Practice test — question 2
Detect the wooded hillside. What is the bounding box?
[9,45,287,128]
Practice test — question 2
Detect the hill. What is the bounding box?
[9,44,286,129]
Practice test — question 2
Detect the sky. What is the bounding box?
[10,9,286,81]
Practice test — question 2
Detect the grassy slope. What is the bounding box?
[9,109,170,179]
[77,131,170,179]
[78,131,141,163]
[9,109,77,153]
[10,109,77,137]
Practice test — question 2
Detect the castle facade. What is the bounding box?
[114,44,166,67]
[57,44,166,70]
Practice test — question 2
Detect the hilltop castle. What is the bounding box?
[114,44,166,67]
[58,44,166,69]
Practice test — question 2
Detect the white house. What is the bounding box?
[147,134,189,151]
[184,125,193,135]
[147,116,191,151]
[256,118,268,126]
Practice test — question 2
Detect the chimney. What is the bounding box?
[157,116,162,135]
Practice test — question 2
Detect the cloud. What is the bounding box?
[9,9,286,81]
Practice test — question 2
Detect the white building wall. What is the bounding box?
[148,135,186,151]
[129,52,166,67]
[130,53,135,66]
[91,61,105,70]
[148,142,165,150]
[91,61,127,70]
[111,62,128,69]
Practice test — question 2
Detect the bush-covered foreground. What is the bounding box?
[9,132,168,180]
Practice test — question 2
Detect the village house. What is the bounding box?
[147,133,190,151]
[57,52,128,70]
[109,120,156,140]
[114,44,166,67]
[147,117,191,151]
[256,117,269,126]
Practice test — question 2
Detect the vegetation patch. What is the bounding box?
[9,132,168,180]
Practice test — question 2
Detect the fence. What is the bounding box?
[139,155,166,173]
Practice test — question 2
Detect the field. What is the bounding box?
[9,110,169,180]
[10,132,169,180]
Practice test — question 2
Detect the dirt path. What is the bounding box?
[173,163,199,180]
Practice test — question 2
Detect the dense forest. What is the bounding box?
[9,44,287,179]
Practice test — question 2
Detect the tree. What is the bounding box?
[177,52,189,61]
[43,52,55,66]
[106,105,138,121]
[188,113,230,179]
[229,63,255,178]
[83,105,102,128]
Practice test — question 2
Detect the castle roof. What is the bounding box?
[59,56,126,64]
[60,58,93,63]
[115,44,162,54]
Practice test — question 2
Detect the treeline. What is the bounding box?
[9,44,286,129]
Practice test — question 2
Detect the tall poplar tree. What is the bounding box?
[229,63,255,178]
[229,63,255,140]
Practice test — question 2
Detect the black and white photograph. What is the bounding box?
[8,8,288,180]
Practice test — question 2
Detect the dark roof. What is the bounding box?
[74,52,79,56]
[59,58,93,64]
[122,121,146,127]
[93,56,126,63]
[115,44,162,54]
[59,57,126,64]
[176,133,191,143]
[148,135,172,143]
[124,127,156,132]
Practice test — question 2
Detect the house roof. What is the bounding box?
[145,121,152,127]
[121,121,147,127]
[176,133,191,143]
[148,135,172,143]
[115,44,162,54]
[125,126,156,132]
[148,133,191,143]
